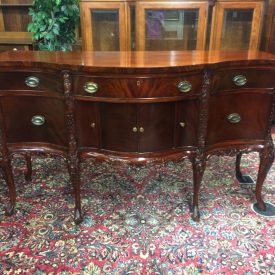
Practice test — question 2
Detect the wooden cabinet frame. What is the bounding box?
[209,1,263,51]
[136,1,208,51]
[80,1,127,51]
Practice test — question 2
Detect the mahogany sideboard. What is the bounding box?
[0,50,274,224]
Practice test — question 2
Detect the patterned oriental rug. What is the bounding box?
[0,143,274,274]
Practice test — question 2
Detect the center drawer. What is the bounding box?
[72,74,202,98]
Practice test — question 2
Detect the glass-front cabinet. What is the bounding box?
[136,2,207,51]
[80,2,127,51]
[80,0,264,52]
[210,1,263,51]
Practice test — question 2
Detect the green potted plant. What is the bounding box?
[28,0,80,51]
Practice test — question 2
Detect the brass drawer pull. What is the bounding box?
[25,76,40,88]
[84,82,98,94]
[227,113,241,124]
[31,115,45,126]
[233,75,247,86]
[180,122,186,128]
[132,127,138,133]
[139,127,144,133]
[177,80,192,93]
[90,122,96,128]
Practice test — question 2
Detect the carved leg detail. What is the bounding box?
[255,145,275,212]
[24,154,32,182]
[68,160,83,224]
[2,160,16,216]
[191,158,206,222]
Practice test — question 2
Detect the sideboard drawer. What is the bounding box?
[73,74,202,98]
[212,69,275,93]
[1,96,67,146]
[206,91,273,145]
[0,72,63,93]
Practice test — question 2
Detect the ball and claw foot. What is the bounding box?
[5,204,15,216]
[191,206,200,222]
[74,208,83,225]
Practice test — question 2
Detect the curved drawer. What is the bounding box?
[212,69,275,94]
[206,90,273,146]
[0,71,63,94]
[73,74,202,98]
[1,96,68,146]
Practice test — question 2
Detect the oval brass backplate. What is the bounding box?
[227,113,241,124]
[31,115,45,126]
[177,80,192,93]
[233,75,247,87]
[84,82,98,94]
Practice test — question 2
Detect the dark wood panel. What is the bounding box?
[206,90,273,145]
[138,103,175,152]
[1,96,67,146]
[75,100,100,148]
[100,103,138,152]
[175,99,199,148]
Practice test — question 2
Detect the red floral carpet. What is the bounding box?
[0,145,274,274]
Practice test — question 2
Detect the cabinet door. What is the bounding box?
[210,1,263,51]
[175,100,199,148]
[100,103,138,152]
[75,101,100,149]
[206,91,273,146]
[138,103,175,152]
[80,2,127,51]
[1,96,67,146]
[136,2,207,51]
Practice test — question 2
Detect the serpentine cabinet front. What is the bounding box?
[0,51,274,223]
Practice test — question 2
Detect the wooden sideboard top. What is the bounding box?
[0,50,275,72]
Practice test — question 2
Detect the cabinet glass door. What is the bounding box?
[136,3,207,51]
[210,2,263,50]
[80,2,127,51]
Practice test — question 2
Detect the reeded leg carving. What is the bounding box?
[68,159,83,224]
[24,154,32,182]
[2,160,16,216]
[255,144,275,211]
[191,157,206,222]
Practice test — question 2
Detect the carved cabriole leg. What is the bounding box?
[191,157,206,222]
[24,153,32,183]
[2,159,16,216]
[67,157,82,224]
[235,152,244,182]
[63,71,83,224]
[255,143,275,211]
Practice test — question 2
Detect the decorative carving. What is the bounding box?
[190,68,212,221]
[63,71,83,224]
